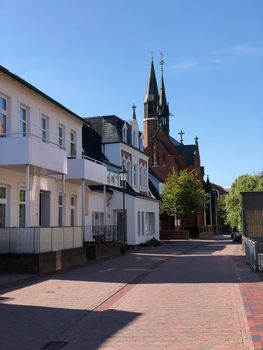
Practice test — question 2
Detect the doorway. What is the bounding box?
[39,190,51,227]
[116,210,126,242]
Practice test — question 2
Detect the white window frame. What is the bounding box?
[0,185,7,228]
[133,164,137,187]
[19,188,26,227]
[146,212,155,235]
[122,123,127,143]
[58,194,63,227]
[58,124,65,149]
[41,115,49,142]
[70,130,77,157]
[19,105,28,137]
[0,94,7,137]
[70,195,76,226]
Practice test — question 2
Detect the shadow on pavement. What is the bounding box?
[0,303,141,350]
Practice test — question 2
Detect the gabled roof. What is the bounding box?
[0,65,88,125]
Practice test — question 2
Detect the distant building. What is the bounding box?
[143,59,226,235]
[84,110,160,245]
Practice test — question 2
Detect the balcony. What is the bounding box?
[0,133,67,175]
[66,156,107,185]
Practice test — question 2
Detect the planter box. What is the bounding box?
[86,242,122,260]
[160,230,189,240]
[0,247,86,274]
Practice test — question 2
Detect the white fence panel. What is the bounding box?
[39,228,52,253]
[73,227,83,248]
[0,228,10,253]
[63,227,74,249]
[51,227,64,251]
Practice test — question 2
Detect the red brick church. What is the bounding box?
[143,59,226,237]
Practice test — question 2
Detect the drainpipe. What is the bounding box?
[25,165,30,227]
[81,179,85,227]
[62,174,66,226]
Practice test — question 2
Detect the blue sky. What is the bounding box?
[1,0,263,188]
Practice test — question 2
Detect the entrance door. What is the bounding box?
[39,191,51,227]
[116,210,126,242]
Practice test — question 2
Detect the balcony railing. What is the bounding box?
[0,226,83,254]
[84,225,121,243]
[0,132,67,174]
[67,156,107,184]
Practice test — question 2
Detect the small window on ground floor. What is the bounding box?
[146,212,155,235]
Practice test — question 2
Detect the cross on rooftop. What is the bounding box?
[195,136,199,144]
[178,130,185,144]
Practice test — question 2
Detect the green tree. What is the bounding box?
[160,170,207,228]
[225,174,263,228]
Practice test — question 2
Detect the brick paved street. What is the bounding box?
[0,236,262,350]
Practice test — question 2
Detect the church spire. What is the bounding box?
[132,103,136,119]
[144,58,159,104]
[157,54,170,134]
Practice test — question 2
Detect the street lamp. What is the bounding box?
[120,167,128,246]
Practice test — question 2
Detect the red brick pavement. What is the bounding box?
[0,237,262,349]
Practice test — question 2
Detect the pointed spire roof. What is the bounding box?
[144,59,159,104]
[132,103,136,119]
[159,71,168,110]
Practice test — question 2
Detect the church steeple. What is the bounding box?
[144,58,159,119]
[157,54,170,134]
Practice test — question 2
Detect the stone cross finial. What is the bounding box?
[178,130,185,144]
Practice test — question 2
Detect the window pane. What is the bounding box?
[0,97,6,110]
[19,107,26,121]
[71,197,75,206]
[58,195,62,206]
[19,190,25,202]
[70,209,74,226]
[0,203,6,228]
[0,187,6,199]
[58,207,62,227]
[0,113,6,136]
[42,118,46,129]
[19,204,25,227]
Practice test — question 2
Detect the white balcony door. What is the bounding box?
[0,186,7,228]
[70,195,76,226]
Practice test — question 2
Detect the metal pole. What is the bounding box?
[25,165,30,227]
[122,181,125,244]
[62,174,65,226]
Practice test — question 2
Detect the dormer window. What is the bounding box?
[122,123,127,143]
[133,131,137,148]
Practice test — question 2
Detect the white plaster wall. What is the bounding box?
[85,191,105,226]
[0,73,83,158]
[134,197,160,245]
[0,168,82,227]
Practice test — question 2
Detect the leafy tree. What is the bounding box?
[225,174,263,228]
[160,170,207,228]
[218,194,227,222]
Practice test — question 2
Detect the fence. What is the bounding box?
[0,226,83,254]
[242,236,263,271]
[84,225,120,243]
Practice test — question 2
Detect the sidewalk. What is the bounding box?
[0,236,262,349]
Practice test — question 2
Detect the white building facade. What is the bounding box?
[0,66,107,239]
[85,111,160,245]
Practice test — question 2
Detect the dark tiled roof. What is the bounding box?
[149,178,161,200]
[85,115,132,144]
[82,125,108,162]
[176,144,198,166]
[0,65,88,125]
[169,136,181,146]
[89,185,113,194]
